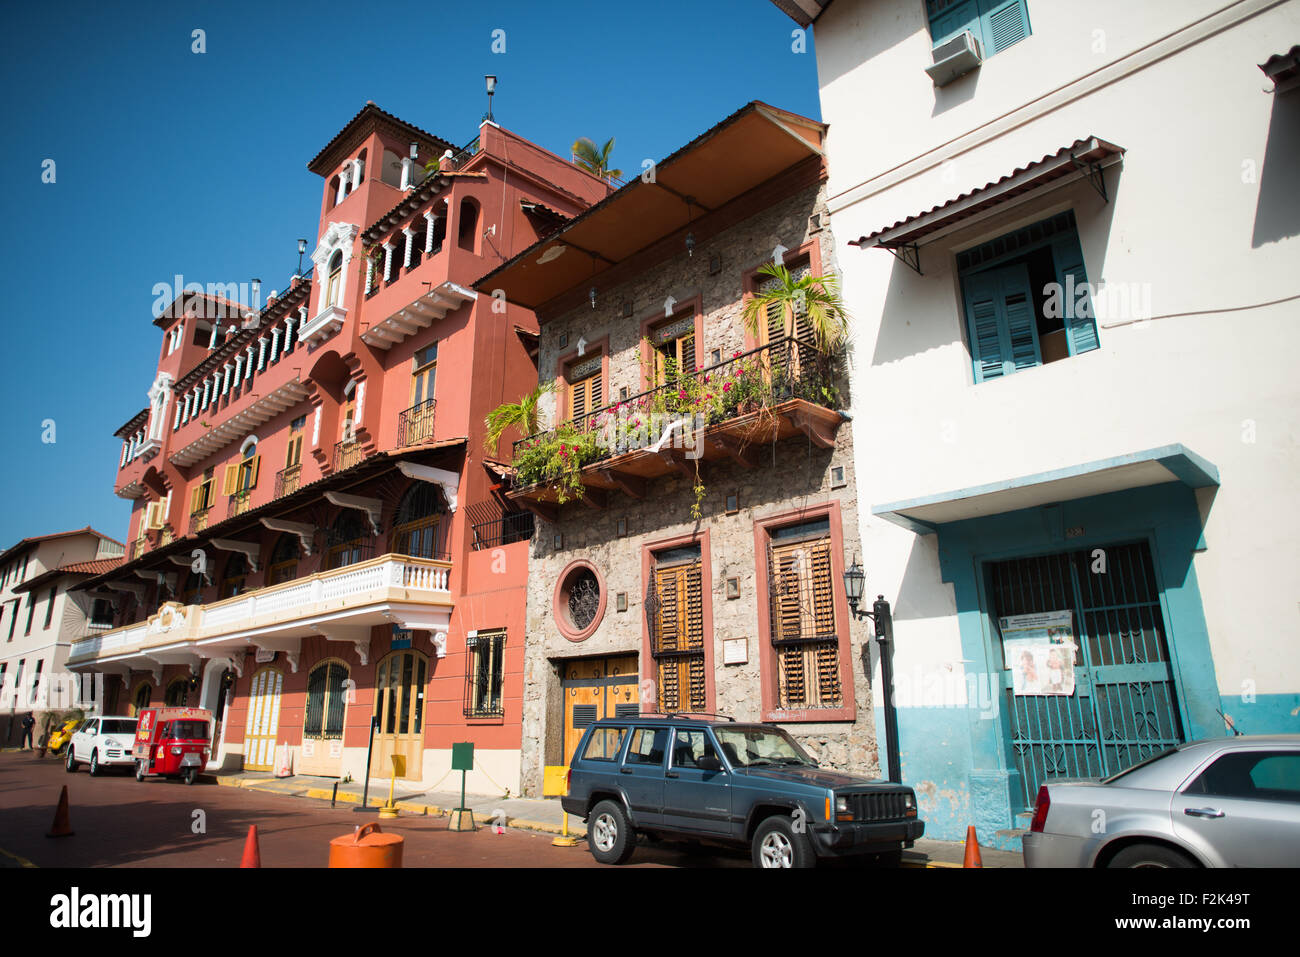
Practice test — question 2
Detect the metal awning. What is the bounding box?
[850,137,1125,273]
[872,444,1219,535]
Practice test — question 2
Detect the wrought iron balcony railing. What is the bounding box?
[398,398,437,446]
[227,490,254,518]
[189,508,211,536]
[470,511,535,550]
[511,336,836,467]
[333,438,367,473]
[275,464,302,498]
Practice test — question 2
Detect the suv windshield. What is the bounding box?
[101,720,137,735]
[714,727,814,768]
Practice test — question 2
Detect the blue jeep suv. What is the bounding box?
[562,714,924,867]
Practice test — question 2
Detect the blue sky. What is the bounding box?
[0,0,818,551]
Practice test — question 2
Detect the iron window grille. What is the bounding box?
[464,630,506,718]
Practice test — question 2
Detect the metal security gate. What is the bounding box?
[987,542,1185,808]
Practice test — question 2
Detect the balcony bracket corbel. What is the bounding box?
[324,491,384,537]
[395,461,460,512]
[598,468,646,500]
[211,538,262,573]
[259,517,316,557]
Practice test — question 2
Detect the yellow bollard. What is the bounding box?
[544,765,578,847]
[379,754,405,819]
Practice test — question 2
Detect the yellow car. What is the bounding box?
[46,718,82,755]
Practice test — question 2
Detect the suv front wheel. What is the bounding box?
[752,815,816,868]
[587,800,636,865]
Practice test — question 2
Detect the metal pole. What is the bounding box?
[354,714,378,813]
[874,595,902,784]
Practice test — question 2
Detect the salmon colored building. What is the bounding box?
[68,103,608,791]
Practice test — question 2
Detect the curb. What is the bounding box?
[0,846,38,868]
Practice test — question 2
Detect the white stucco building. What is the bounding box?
[776,0,1300,844]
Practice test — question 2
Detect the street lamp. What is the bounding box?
[843,558,901,784]
[485,74,497,122]
[296,239,308,276]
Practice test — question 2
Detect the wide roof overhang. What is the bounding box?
[872,444,1219,535]
[475,102,825,313]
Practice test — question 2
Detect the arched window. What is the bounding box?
[267,534,300,586]
[328,174,341,208]
[165,678,189,707]
[130,681,153,717]
[327,511,369,570]
[219,553,248,599]
[391,483,448,560]
[325,250,343,308]
[457,197,479,252]
[380,149,403,188]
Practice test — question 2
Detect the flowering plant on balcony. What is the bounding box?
[511,422,605,502]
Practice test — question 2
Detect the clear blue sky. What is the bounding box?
[0,0,818,552]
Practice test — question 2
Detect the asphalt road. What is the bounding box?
[0,751,759,868]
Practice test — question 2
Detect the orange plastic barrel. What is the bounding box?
[328,822,404,868]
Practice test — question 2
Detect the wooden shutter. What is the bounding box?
[678,332,695,374]
[1050,230,1099,356]
[222,465,239,495]
[145,502,162,530]
[962,263,1040,382]
[651,559,705,712]
[190,485,203,514]
[247,455,261,488]
[769,534,841,709]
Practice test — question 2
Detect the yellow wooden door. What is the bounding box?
[243,667,284,771]
[561,655,640,765]
[370,651,427,780]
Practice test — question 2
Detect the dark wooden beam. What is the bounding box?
[709,434,757,468]
[786,405,841,450]
[656,448,697,480]
[579,489,608,510]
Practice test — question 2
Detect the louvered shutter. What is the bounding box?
[982,0,1030,55]
[962,263,1039,381]
[222,465,239,495]
[190,485,203,514]
[247,454,261,489]
[926,0,979,44]
[679,333,695,374]
[1050,230,1099,356]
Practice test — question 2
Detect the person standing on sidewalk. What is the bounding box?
[20,712,35,750]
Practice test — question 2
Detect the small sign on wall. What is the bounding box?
[329,740,342,759]
[391,624,412,649]
[254,648,275,663]
[302,739,315,757]
[723,638,748,665]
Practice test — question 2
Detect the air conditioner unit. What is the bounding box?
[925,30,983,87]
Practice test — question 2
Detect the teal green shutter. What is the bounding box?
[1050,231,1100,356]
[963,263,1040,382]
[982,1,1030,55]
[927,0,980,44]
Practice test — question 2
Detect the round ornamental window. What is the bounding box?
[553,561,607,642]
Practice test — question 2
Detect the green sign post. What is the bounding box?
[449,742,476,831]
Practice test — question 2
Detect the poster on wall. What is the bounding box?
[1001,610,1076,696]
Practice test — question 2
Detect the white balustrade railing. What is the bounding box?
[69,557,452,660]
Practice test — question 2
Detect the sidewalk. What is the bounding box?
[213,769,1022,867]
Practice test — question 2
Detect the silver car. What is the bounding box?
[1022,735,1300,867]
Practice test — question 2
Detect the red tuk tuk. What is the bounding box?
[133,707,213,785]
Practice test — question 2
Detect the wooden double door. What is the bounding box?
[561,655,640,766]
[370,651,427,781]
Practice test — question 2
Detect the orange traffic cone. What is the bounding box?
[962,825,983,868]
[240,825,261,868]
[46,785,74,838]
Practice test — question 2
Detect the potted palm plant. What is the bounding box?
[484,380,555,456]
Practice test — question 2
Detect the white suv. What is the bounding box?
[65,716,138,776]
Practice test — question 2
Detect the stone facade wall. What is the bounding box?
[518,180,880,796]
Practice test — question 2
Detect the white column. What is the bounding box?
[365,259,374,294]
[120,442,129,466]
[245,346,254,381]
[270,328,281,359]
[221,364,233,396]
[352,158,364,191]
[400,157,413,190]
[355,381,365,427]
[256,337,268,372]
[201,379,210,409]
[207,323,218,349]
[335,170,348,205]
[382,243,394,282]
[403,227,414,268]
[424,211,438,252]
[213,373,223,403]
[233,355,244,383]
[311,407,322,448]
[284,316,296,356]
[173,402,182,430]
